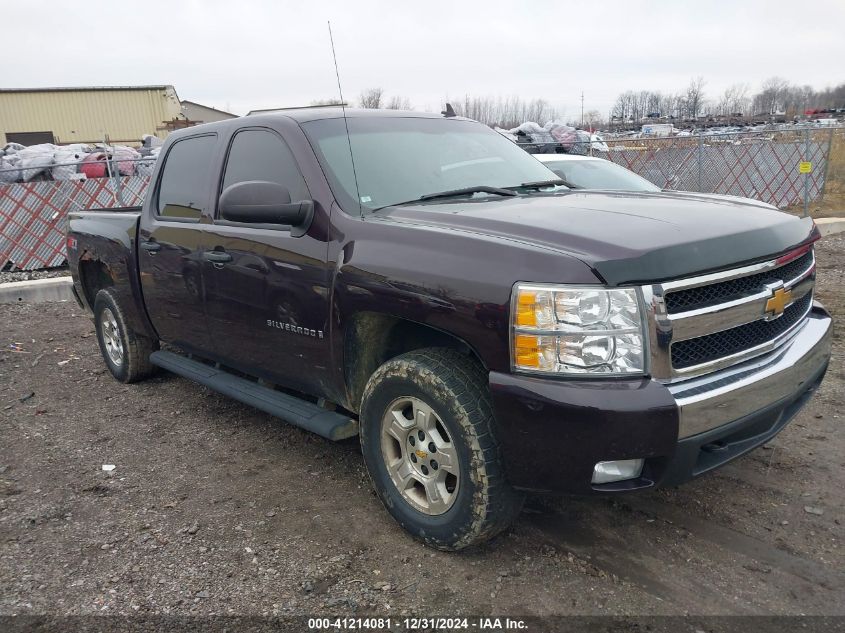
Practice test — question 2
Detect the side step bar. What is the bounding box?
[150,351,358,441]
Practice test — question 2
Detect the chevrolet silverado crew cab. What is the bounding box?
[67,108,832,550]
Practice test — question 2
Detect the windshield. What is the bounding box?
[541,159,660,192]
[302,117,559,212]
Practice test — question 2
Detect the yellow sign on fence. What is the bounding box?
[799,161,813,174]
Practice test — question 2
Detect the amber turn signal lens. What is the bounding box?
[515,290,538,327]
[514,333,540,368]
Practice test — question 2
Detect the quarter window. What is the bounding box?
[220,129,310,208]
[157,135,217,219]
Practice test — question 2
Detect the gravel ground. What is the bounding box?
[0,239,843,618]
[0,266,70,284]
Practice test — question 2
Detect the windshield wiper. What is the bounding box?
[372,185,520,212]
[508,179,577,190]
[418,185,518,201]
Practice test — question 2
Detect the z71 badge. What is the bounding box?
[266,319,324,339]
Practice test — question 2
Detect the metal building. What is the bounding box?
[0,85,185,146]
[180,100,237,124]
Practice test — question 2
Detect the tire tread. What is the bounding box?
[94,288,158,383]
[361,347,523,550]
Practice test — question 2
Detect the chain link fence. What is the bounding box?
[1,128,842,271]
[0,158,152,270]
[519,127,837,211]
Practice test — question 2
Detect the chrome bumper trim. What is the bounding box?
[668,311,831,439]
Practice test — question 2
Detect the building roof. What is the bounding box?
[0,85,175,93]
[181,100,237,117]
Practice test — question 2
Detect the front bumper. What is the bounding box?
[489,306,832,494]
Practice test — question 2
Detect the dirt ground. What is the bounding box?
[1,238,843,619]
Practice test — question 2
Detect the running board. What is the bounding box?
[150,351,358,441]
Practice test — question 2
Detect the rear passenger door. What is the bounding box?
[138,133,218,354]
[202,127,332,396]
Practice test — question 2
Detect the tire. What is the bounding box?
[360,348,524,550]
[93,288,159,383]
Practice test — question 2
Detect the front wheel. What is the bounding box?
[360,348,524,550]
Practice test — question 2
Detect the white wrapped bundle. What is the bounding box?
[590,133,609,153]
[494,127,518,142]
[52,149,88,180]
[508,121,546,136]
[15,144,56,180]
[135,157,156,178]
[20,154,54,181]
[0,156,22,183]
[17,143,57,159]
[2,142,25,155]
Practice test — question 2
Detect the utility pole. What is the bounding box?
[580,91,584,127]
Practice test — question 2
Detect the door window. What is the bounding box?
[157,134,217,220]
[220,129,310,210]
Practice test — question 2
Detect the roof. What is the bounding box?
[0,85,175,94]
[249,107,462,124]
[534,154,604,162]
[246,104,348,116]
[181,100,237,117]
[166,107,475,143]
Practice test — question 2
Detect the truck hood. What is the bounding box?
[660,190,779,211]
[377,191,817,285]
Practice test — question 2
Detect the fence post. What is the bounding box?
[819,127,834,202]
[803,128,810,217]
[108,156,126,208]
[697,132,703,192]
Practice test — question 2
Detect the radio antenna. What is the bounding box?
[327,21,363,218]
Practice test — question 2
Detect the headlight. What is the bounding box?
[511,284,646,375]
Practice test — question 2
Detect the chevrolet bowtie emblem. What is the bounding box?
[765,286,792,319]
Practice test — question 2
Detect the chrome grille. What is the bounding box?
[671,293,812,369]
[643,246,816,381]
[664,251,814,314]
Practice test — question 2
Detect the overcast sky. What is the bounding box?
[4,0,843,118]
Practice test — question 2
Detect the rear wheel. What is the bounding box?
[360,348,524,550]
[93,288,158,383]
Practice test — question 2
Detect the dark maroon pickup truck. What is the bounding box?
[67,108,832,550]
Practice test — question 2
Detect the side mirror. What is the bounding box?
[219,180,313,227]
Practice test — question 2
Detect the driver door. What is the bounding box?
[201,127,332,396]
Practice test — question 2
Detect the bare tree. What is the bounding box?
[584,110,603,130]
[610,78,844,127]
[386,95,412,110]
[359,87,384,109]
[685,76,707,119]
[448,95,560,128]
[716,83,750,116]
[309,98,344,106]
[752,76,789,115]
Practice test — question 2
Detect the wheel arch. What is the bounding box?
[78,259,115,308]
[343,312,488,413]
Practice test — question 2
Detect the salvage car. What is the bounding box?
[67,108,832,550]
[534,153,781,210]
[534,154,660,192]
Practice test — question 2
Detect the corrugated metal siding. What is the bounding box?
[181,102,237,123]
[0,87,183,145]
